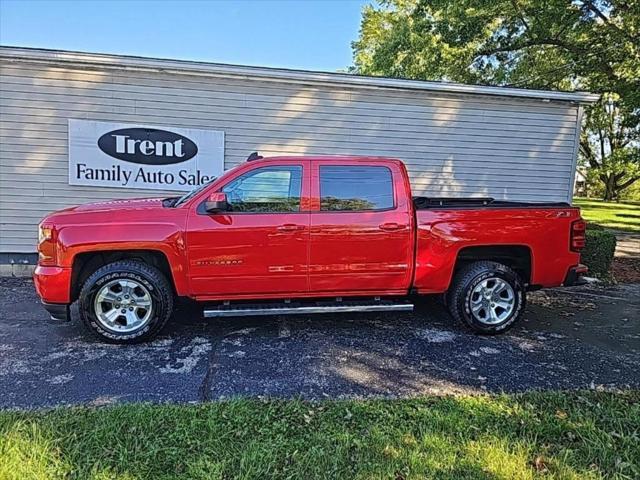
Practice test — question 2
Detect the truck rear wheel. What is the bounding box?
[447,261,525,334]
[78,260,174,343]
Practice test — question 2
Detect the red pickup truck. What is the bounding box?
[34,155,587,343]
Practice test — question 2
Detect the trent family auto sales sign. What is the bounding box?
[68,119,224,191]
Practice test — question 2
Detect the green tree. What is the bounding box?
[352,0,640,200]
[581,94,640,200]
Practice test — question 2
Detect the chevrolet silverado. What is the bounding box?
[34,155,587,343]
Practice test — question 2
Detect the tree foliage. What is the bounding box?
[581,94,640,199]
[353,0,640,199]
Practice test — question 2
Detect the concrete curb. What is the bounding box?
[0,264,35,278]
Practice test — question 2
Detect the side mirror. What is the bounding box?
[204,192,228,213]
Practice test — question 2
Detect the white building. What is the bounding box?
[0,47,598,271]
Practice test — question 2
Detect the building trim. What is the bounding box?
[568,105,585,204]
[0,46,600,104]
[0,253,37,265]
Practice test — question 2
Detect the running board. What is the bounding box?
[203,302,413,318]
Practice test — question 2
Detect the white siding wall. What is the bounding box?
[0,59,580,253]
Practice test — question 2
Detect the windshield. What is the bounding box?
[172,178,217,207]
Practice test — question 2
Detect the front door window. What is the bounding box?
[222,166,303,213]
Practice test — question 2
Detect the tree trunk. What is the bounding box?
[602,174,617,201]
[600,173,640,201]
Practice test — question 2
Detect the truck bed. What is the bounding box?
[411,200,582,294]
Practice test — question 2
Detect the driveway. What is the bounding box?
[1,278,639,409]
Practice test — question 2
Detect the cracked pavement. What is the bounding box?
[1,278,639,409]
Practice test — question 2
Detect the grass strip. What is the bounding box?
[1,391,639,479]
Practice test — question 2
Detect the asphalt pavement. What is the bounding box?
[1,277,639,409]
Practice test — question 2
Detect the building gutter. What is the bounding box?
[0,46,601,104]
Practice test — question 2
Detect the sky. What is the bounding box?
[0,0,371,71]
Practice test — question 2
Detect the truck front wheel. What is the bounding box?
[78,260,174,343]
[447,261,525,334]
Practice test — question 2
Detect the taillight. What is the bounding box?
[571,219,586,252]
[38,223,58,265]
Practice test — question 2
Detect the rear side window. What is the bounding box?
[319,165,394,211]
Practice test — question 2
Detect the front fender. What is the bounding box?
[56,221,189,296]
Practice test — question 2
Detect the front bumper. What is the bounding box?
[563,264,588,286]
[33,265,72,304]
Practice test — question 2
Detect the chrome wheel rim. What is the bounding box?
[469,277,515,325]
[94,279,153,333]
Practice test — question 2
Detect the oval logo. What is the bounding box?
[98,128,198,165]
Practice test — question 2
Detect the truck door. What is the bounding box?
[309,161,414,294]
[186,162,310,298]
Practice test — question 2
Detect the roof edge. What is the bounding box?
[0,46,600,104]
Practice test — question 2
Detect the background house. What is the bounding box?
[0,47,597,269]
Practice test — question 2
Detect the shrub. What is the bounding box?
[582,225,617,277]
[586,222,605,231]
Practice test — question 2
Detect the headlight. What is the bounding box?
[38,223,57,265]
[38,224,53,243]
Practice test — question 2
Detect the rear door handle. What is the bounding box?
[379,222,406,231]
[277,224,305,232]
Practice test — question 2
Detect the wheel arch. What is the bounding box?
[452,245,532,286]
[71,249,178,302]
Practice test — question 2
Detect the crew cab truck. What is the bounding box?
[34,156,588,343]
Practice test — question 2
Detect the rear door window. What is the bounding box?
[319,165,394,211]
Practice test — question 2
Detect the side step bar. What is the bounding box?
[204,302,413,318]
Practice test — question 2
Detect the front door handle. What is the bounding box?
[379,222,406,231]
[277,224,305,232]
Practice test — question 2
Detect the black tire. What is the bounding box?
[446,261,525,334]
[78,260,174,343]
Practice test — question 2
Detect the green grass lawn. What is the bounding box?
[1,391,639,480]
[573,198,640,233]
